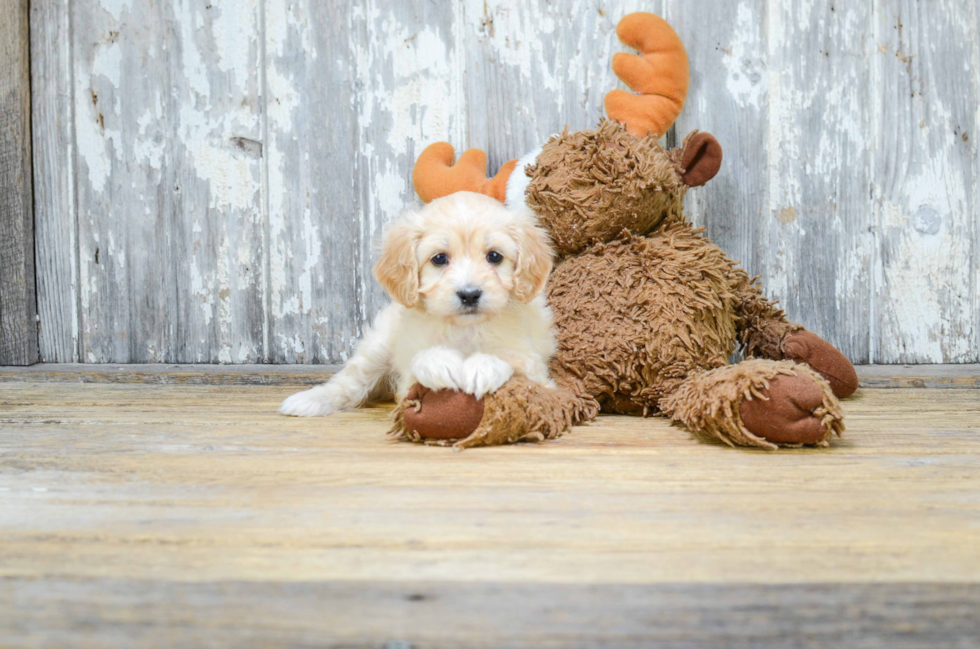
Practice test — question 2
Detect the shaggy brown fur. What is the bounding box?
[549,222,757,415]
[521,120,845,449]
[661,359,844,450]
[400,121,854,450]
[525,120,686,256]
[389,377,583,450]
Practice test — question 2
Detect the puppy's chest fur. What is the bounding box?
[390,300,555,383]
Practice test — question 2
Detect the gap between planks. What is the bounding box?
[0,363,979,388]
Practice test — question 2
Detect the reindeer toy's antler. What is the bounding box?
[604,12,689,138]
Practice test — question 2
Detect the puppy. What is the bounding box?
[280,191,556,417]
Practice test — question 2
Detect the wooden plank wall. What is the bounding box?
[26,0,980,364]
[0,0,38,365]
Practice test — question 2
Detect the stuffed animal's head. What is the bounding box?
[521,121,720,255]
[410,12,723,256]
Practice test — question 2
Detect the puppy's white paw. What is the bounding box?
[462,353,514,399]
[280,388,338,417]
[412,346,466,391]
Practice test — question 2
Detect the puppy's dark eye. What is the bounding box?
[486,251,503,265]
[431,253,449,266]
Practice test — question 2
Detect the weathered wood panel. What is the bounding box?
[168,1,266,364]
[30,0,78,363]
[668,0,768,325]
[263,1,359,363]
[766,0,875,363]
[1,382,979,644]
[3,580,979,648]
[0,0,38,366]
[68,0,266,363]
[873,0,979,363]
[349,1,470,327]
[24,0,980,364]
[461,1,638,170]
[70,0,170,363]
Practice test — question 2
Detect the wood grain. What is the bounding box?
[0,0,38,366]
[463,1,635,170]
[669,0,766,278]
[68,1,266,363]
[764,0,875,363]
[3,580,977,648]
[0,362,340,385]
[30,0,78,363]
[263,0,360,363]
[873,0,979,363]
[3,362,980,389]
[0,382,978,644]
[167,0,266,364]
[70,0,170,363]
[22,0,980,364]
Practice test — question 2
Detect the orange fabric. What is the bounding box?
[604,12,689,138]
[413,142,516,204]
[484,158,517,202]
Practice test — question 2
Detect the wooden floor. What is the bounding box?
[1,374,979,647]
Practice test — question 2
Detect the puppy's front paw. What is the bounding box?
[462,353,514,399]
[412,346,466,391]
[280,388,338,417]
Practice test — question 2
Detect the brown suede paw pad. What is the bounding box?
[739,373,829,445]
[401,384,485,441]
[782,331,859,398]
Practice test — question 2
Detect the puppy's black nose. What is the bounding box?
[457,287,482,307]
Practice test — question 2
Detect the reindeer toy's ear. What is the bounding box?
[676,130,723,187]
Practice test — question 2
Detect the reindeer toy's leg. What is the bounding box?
[661,359,845,450]
[662,272,856,450]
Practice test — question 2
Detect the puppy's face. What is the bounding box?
[374,192,553,325]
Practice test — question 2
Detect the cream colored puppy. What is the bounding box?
[280,191,555,417]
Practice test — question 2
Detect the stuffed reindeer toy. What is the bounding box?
[390,12,857,450]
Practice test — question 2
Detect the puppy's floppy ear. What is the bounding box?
[510,216,554,303]
[373,215,422,308]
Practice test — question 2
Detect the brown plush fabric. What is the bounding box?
[678,131,723,187]
[662,359,844,450]
[740,372,835,445]
[530,125,852,449]
[548,220,767,415]
[389,377,583,450]
[742,317,803,361]
[781,331,859,398]
[400,384,485,440]
[736,290,803,361]
[525,119,686,256]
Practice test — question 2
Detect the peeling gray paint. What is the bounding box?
[29,0,980,364]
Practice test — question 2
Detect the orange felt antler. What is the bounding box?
[412,142,517,204]
[604,12,689,138]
